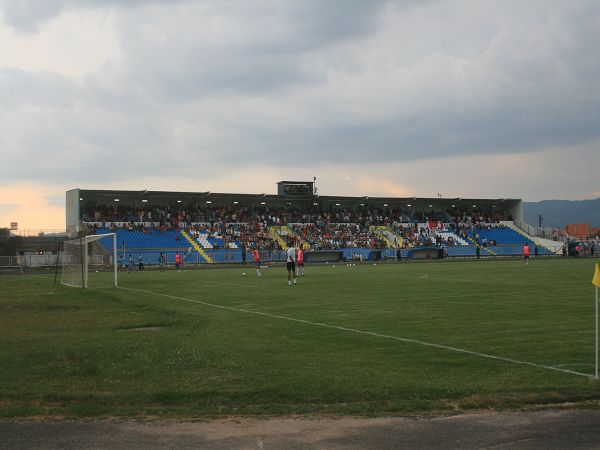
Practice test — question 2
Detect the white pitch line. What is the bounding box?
[197,280,242,287]
[120,287,593,379]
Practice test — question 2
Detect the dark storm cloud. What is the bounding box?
[0,0,192,32]
[0,0,392,184]
[0,68,171,183]
[0,0,599,189]
[0,0,387,40]
[111,0,389,98]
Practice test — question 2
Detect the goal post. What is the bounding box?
[61,233,118,288]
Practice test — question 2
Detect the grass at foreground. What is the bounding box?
[1,258,600,418]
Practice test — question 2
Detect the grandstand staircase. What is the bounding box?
[269,225,310,249]
[383,225,417,248]
[287,225,311,250]
[269,226,289,248]
[465,235,497,256]
[370,226,397,248]
[180,230,214,264]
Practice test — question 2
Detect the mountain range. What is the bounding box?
[522,198,600,228]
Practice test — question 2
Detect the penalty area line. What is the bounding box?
[120,286,592,379]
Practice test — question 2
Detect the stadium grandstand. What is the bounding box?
[65,181,564,266]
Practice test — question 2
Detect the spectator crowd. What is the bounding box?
[83,202,512,251]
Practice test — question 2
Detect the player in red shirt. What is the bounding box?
[253,248,262,277]
[523,243,530,265]
[297,248,305,277]
[175,251,182,272]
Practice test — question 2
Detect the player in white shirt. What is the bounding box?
[286,245,297,286]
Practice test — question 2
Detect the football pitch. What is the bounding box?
[2,258,600,418]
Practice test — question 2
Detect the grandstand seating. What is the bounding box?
[473,227,530,245]
[470,227,552,256]
[94,227,211,265]
[96,228,189,250]
[434,231,469,246]
[84,203,553,262]
[289,223,387,250]
[196,233,213,249]
[195,233,239,249]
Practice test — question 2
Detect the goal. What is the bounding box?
[61,233,118,288]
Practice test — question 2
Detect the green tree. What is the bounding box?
[0,234,23,255]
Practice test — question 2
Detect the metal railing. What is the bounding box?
[5,229,68,237]
[513,221,566,241]
[0,254,60,268]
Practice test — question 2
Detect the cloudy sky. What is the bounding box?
[1,0,599,230]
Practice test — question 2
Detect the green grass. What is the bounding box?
[1,258,600,418]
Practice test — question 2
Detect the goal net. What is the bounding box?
[61,233,118,288]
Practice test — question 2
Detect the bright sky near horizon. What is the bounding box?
[1,0,599,231]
